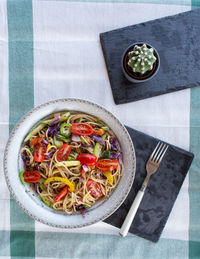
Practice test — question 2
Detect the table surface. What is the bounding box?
[0,0,200,258]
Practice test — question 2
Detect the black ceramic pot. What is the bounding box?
[121,42,160,83]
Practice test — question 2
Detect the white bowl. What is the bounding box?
[4,98,136,228]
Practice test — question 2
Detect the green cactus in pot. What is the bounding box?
[127,44,157,74]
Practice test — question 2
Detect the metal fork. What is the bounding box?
[119,141,169,237]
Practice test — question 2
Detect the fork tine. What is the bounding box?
[151,142,164,161]
[153,143,166,162]
[150,141,161,160]
[157,144,169,163]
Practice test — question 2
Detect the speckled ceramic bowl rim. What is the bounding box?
[4,98,136,229]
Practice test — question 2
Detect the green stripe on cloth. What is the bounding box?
[10,230,35,258]
[7,0,34,129]
[35,232,188,259]
[7,0,35,257]
[189,241,200,259]
[190,1,200,259]
[192,0,200,7]
[43,0,191,5]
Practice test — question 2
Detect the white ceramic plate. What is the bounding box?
[4,98,136,228]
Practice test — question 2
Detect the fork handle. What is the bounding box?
[119,190,144,237]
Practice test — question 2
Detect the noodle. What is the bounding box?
[20,111,123,216]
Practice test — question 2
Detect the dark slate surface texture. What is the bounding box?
[104,126,194,242]
[100,8,200,104]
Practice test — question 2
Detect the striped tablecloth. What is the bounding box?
[0,0,200,258]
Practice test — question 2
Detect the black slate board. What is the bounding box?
[104,126,194,242]
[100,8,200,104]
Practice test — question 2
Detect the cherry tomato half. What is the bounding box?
[93,128,104,136]
[81,168,86,178]
[23,171,41,183]
[71,123,93,136]
[96,159,118,171]
[56,144,72,162]
[77,153,97,166]
[54,186,69,202]
[34,143,46,162]
[86,179,103,198]
[30,137,43,148]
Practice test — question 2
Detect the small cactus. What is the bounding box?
[127,44,157,74]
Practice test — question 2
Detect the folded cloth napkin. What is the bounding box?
[104,126,194,242]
